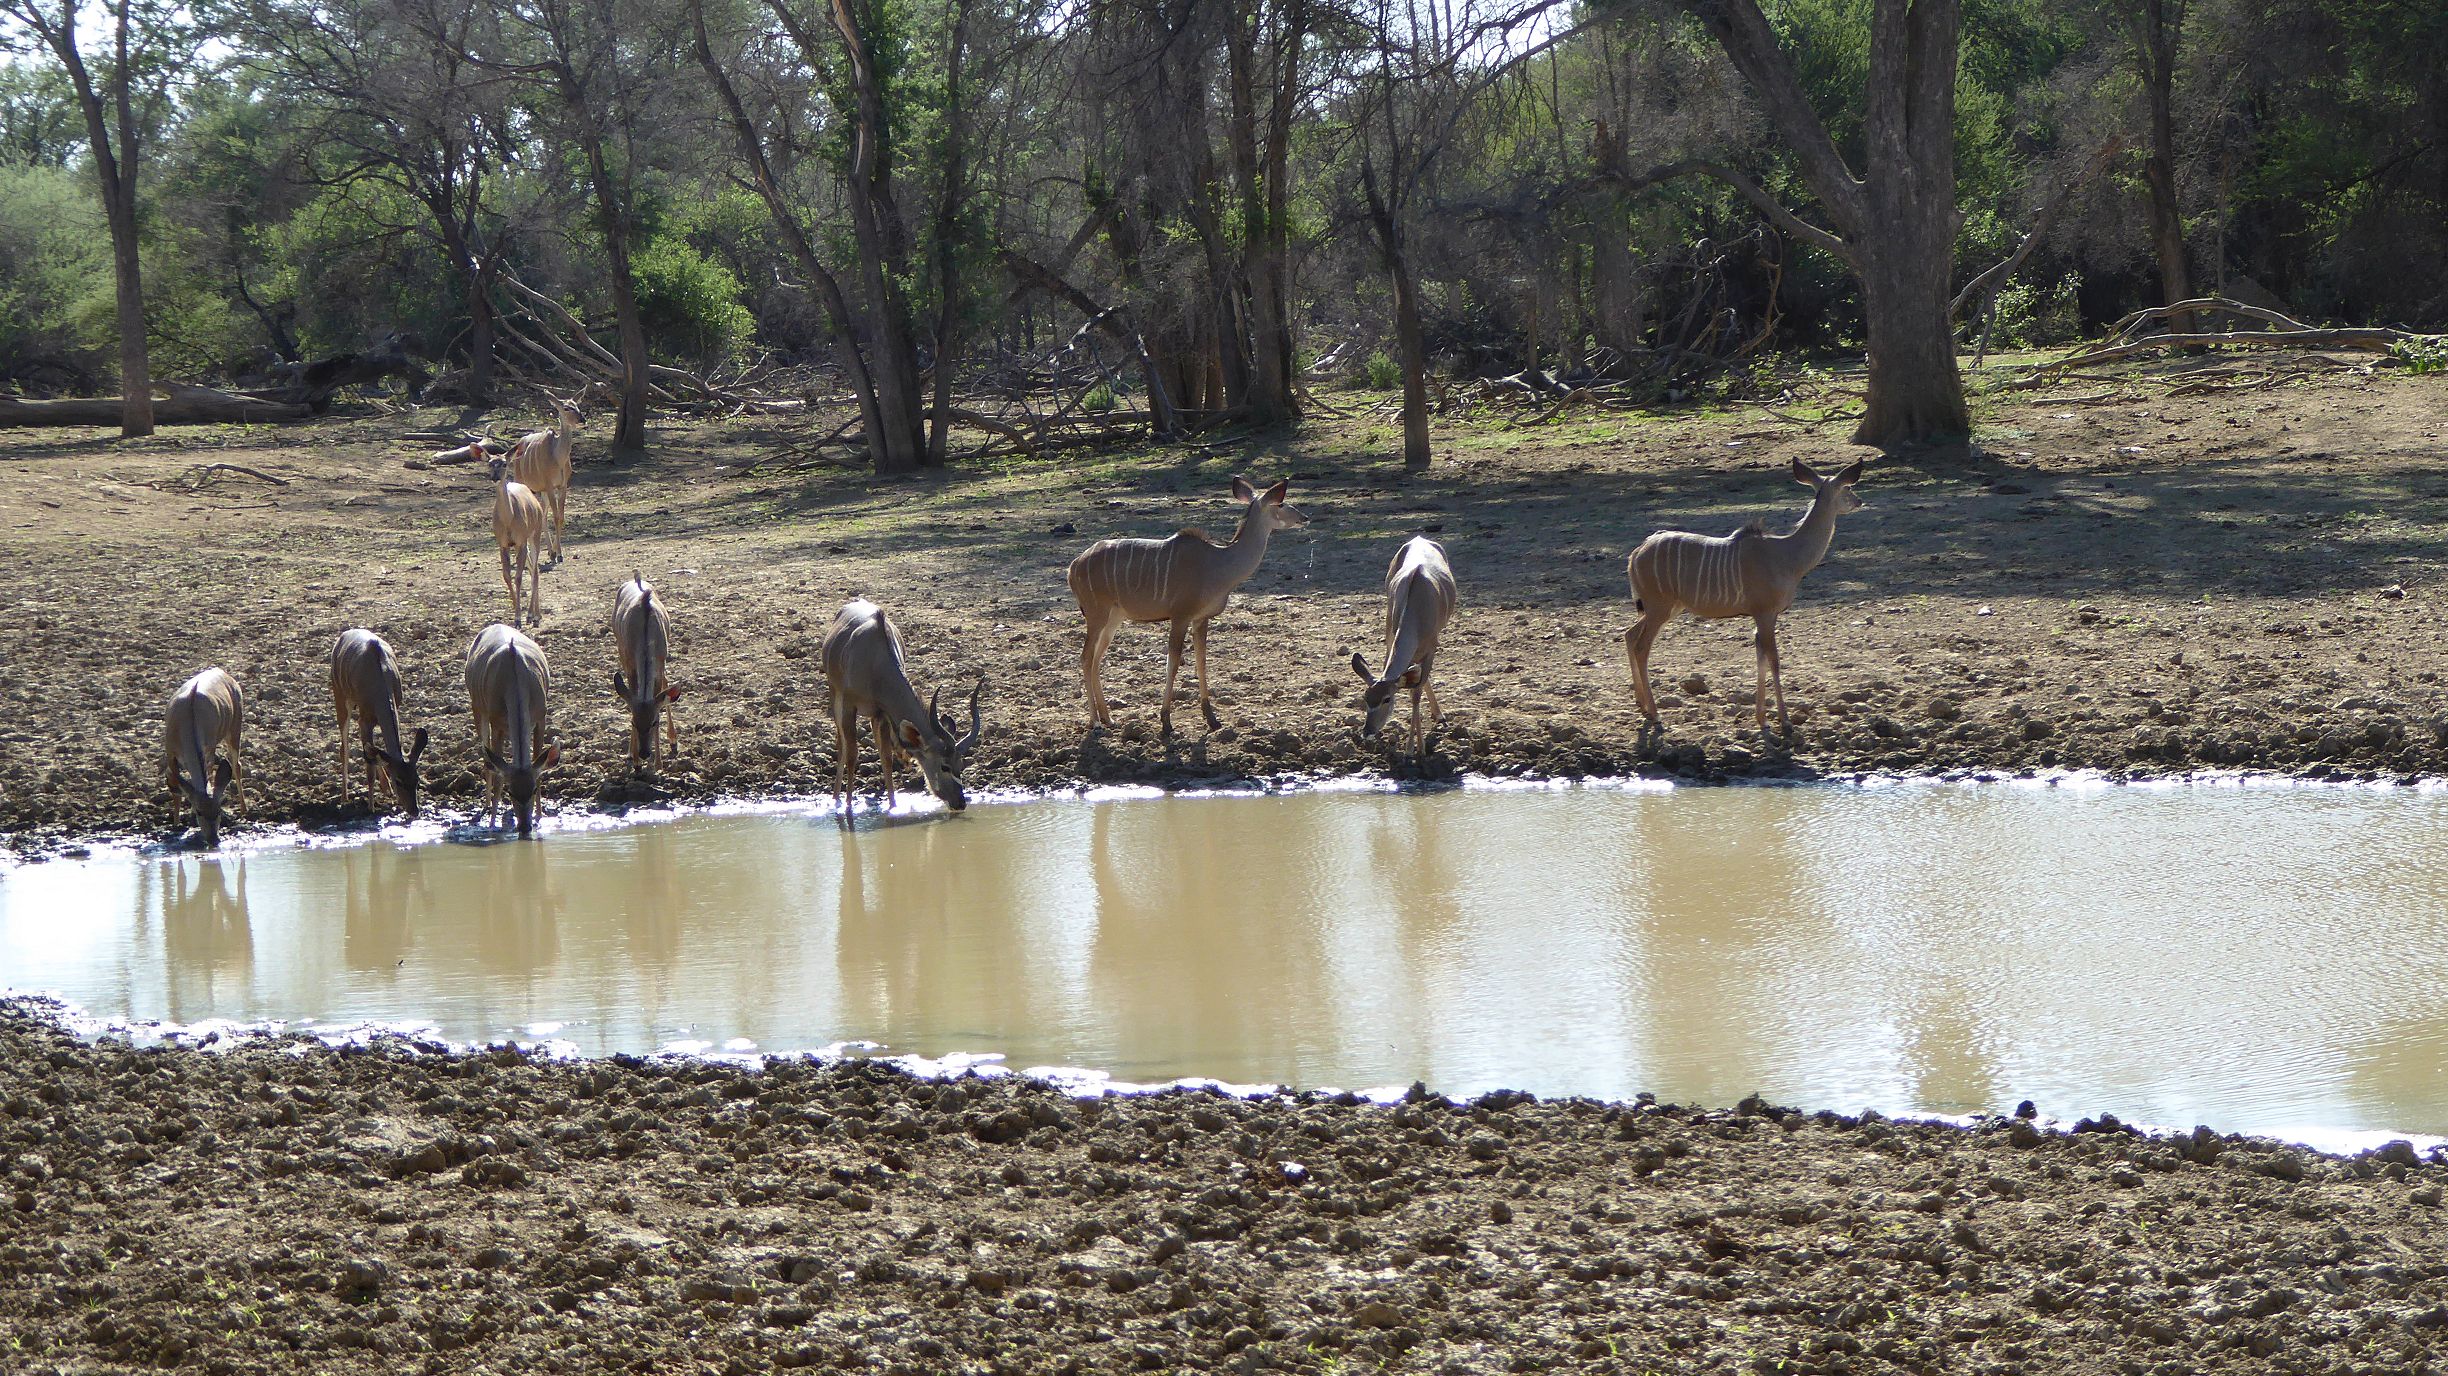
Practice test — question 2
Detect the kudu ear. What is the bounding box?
[1350,651,1374,683]
[211,758,234,792]
[539,743,562,770]
[1790,457,1820,486]
[1833,459,1866,485]
[611,669,630,698]
[662,685,682,703]
[1264,479,1289,505]
[896,720,925,749]
[1231,475,1256,501]
[408,727,429,763]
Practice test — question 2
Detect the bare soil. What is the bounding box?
[8,1001,2448,1375]
[2,367,2446,848]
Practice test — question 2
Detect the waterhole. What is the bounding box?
[6,783,2447,1144]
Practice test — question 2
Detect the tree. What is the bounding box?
[0,0,195,436]
[2122,0,2191,329]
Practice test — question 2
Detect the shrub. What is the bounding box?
[1362,350,1401,391]
[631,235,753,368]
[1082,382,1116,412]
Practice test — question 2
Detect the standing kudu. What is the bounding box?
[164,667,244,845]
[508,396,581,564]
[329,628,428,814]
[1067,476,1306,733]
[820,599,982,813]
[1349,535,1458,759]
[488,454,547,627]
[465,623,561,837]
[610,574,681,767]
[1625,458,1866,748]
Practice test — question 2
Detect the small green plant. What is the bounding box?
[2388,336,2448,374]
[1988,273,2083,348]
[1362,350,1401,391]
[1082,382,1116,412]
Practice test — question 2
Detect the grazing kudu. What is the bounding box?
[164,667,245,845]
[464,623,562,836]
[1624,458,1866,747]
[488,454,546,627]
[819,599,983,813]
[1349,535,1458,759]
[508,397,581,563]
[610,575,681,767]
[329,628,429,814]
[1067,476,1307,733]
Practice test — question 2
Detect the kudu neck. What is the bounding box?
[1221,500,1276,580]
[1776,488,1844,578]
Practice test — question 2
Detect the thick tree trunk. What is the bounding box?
[0,383,310,427]
[1853,249,1968,445]
[466,274,497,403]
[829,0,927,474]
[103,186,153,438]
[1589,213,1648,368]
[1226,2,1300,427]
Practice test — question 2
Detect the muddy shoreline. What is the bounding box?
[7,370,2448,852]
[6,1000,2448,1374]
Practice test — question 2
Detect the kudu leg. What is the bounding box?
[1192,619,1220,730]
[830,704,856,814]
[500,547,519,624]
[1758,618,1793,744]
[1159,622,1188,735]
[871,713,898,808]
[1625,608,1671,750]
[549,492,566,563]
[1080,613,1115,727]
[334,702,351,798]
[527,542,544,625]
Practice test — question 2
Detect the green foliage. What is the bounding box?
[2389,337,2448,375]
[632,234,754,367]
[0,162,111,370]
[1082,382,1116,413]
[1362,351,1401,391]
[1987,274,2084,348]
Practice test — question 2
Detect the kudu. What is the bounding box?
[1624,458,1866,747]
[164,667,245,845]
[819,599,982,813]
[508,396,581,563]
[488,454,547,627]
[1067,476,1306,733]
[1349,535,1458,758]
[329,628,428,814]
[464,623,562,836]
[610,574,681,767]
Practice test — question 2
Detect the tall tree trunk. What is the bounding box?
[1854,241,1967,444]
[1389,244,1430,472]
[2134,0,2192,331]
[1589,209,1647,370]
[827,0,926,473]
[924,0,976,467]
[1226,1,1300,427]
[564,102,648,453]
[466,267,497,403]
[102,181,152,437]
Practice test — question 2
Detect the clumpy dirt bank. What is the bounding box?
[5,1002,2448,1374]
[4,367,2448,850]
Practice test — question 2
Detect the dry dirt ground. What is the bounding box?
[2,365,2446,849]
[10,1002,2448,1376]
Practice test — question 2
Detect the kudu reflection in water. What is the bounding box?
[1085,802,1337,1081]
[832,817,1047,1048]
[145,857,254,1021]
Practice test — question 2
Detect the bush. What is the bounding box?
[1082,382,1116,412]
[631,235,753,368]
[1362,350,1401,391]
[2389,336,2448,375]
[1986,274,2083,349]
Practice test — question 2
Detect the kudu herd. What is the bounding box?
[157,434,1869,846]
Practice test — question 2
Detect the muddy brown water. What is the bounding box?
[6,783,2447,1145]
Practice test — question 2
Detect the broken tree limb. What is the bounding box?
[2020,325,2421,382]
[2107,296,2317,340]
[0,382,314,428]
[1952,136,2126,321]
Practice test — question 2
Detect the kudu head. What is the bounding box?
[896,679,984,812]
[1346,652,1413,740]
[1792,457,1866,516]
[179,757,237,846]
[374,727,429,816]
[487,454,512,485]
[610,670,681,762]
[1230,476,1307,532]
[554,396,586,431]
[483,741,562,837]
